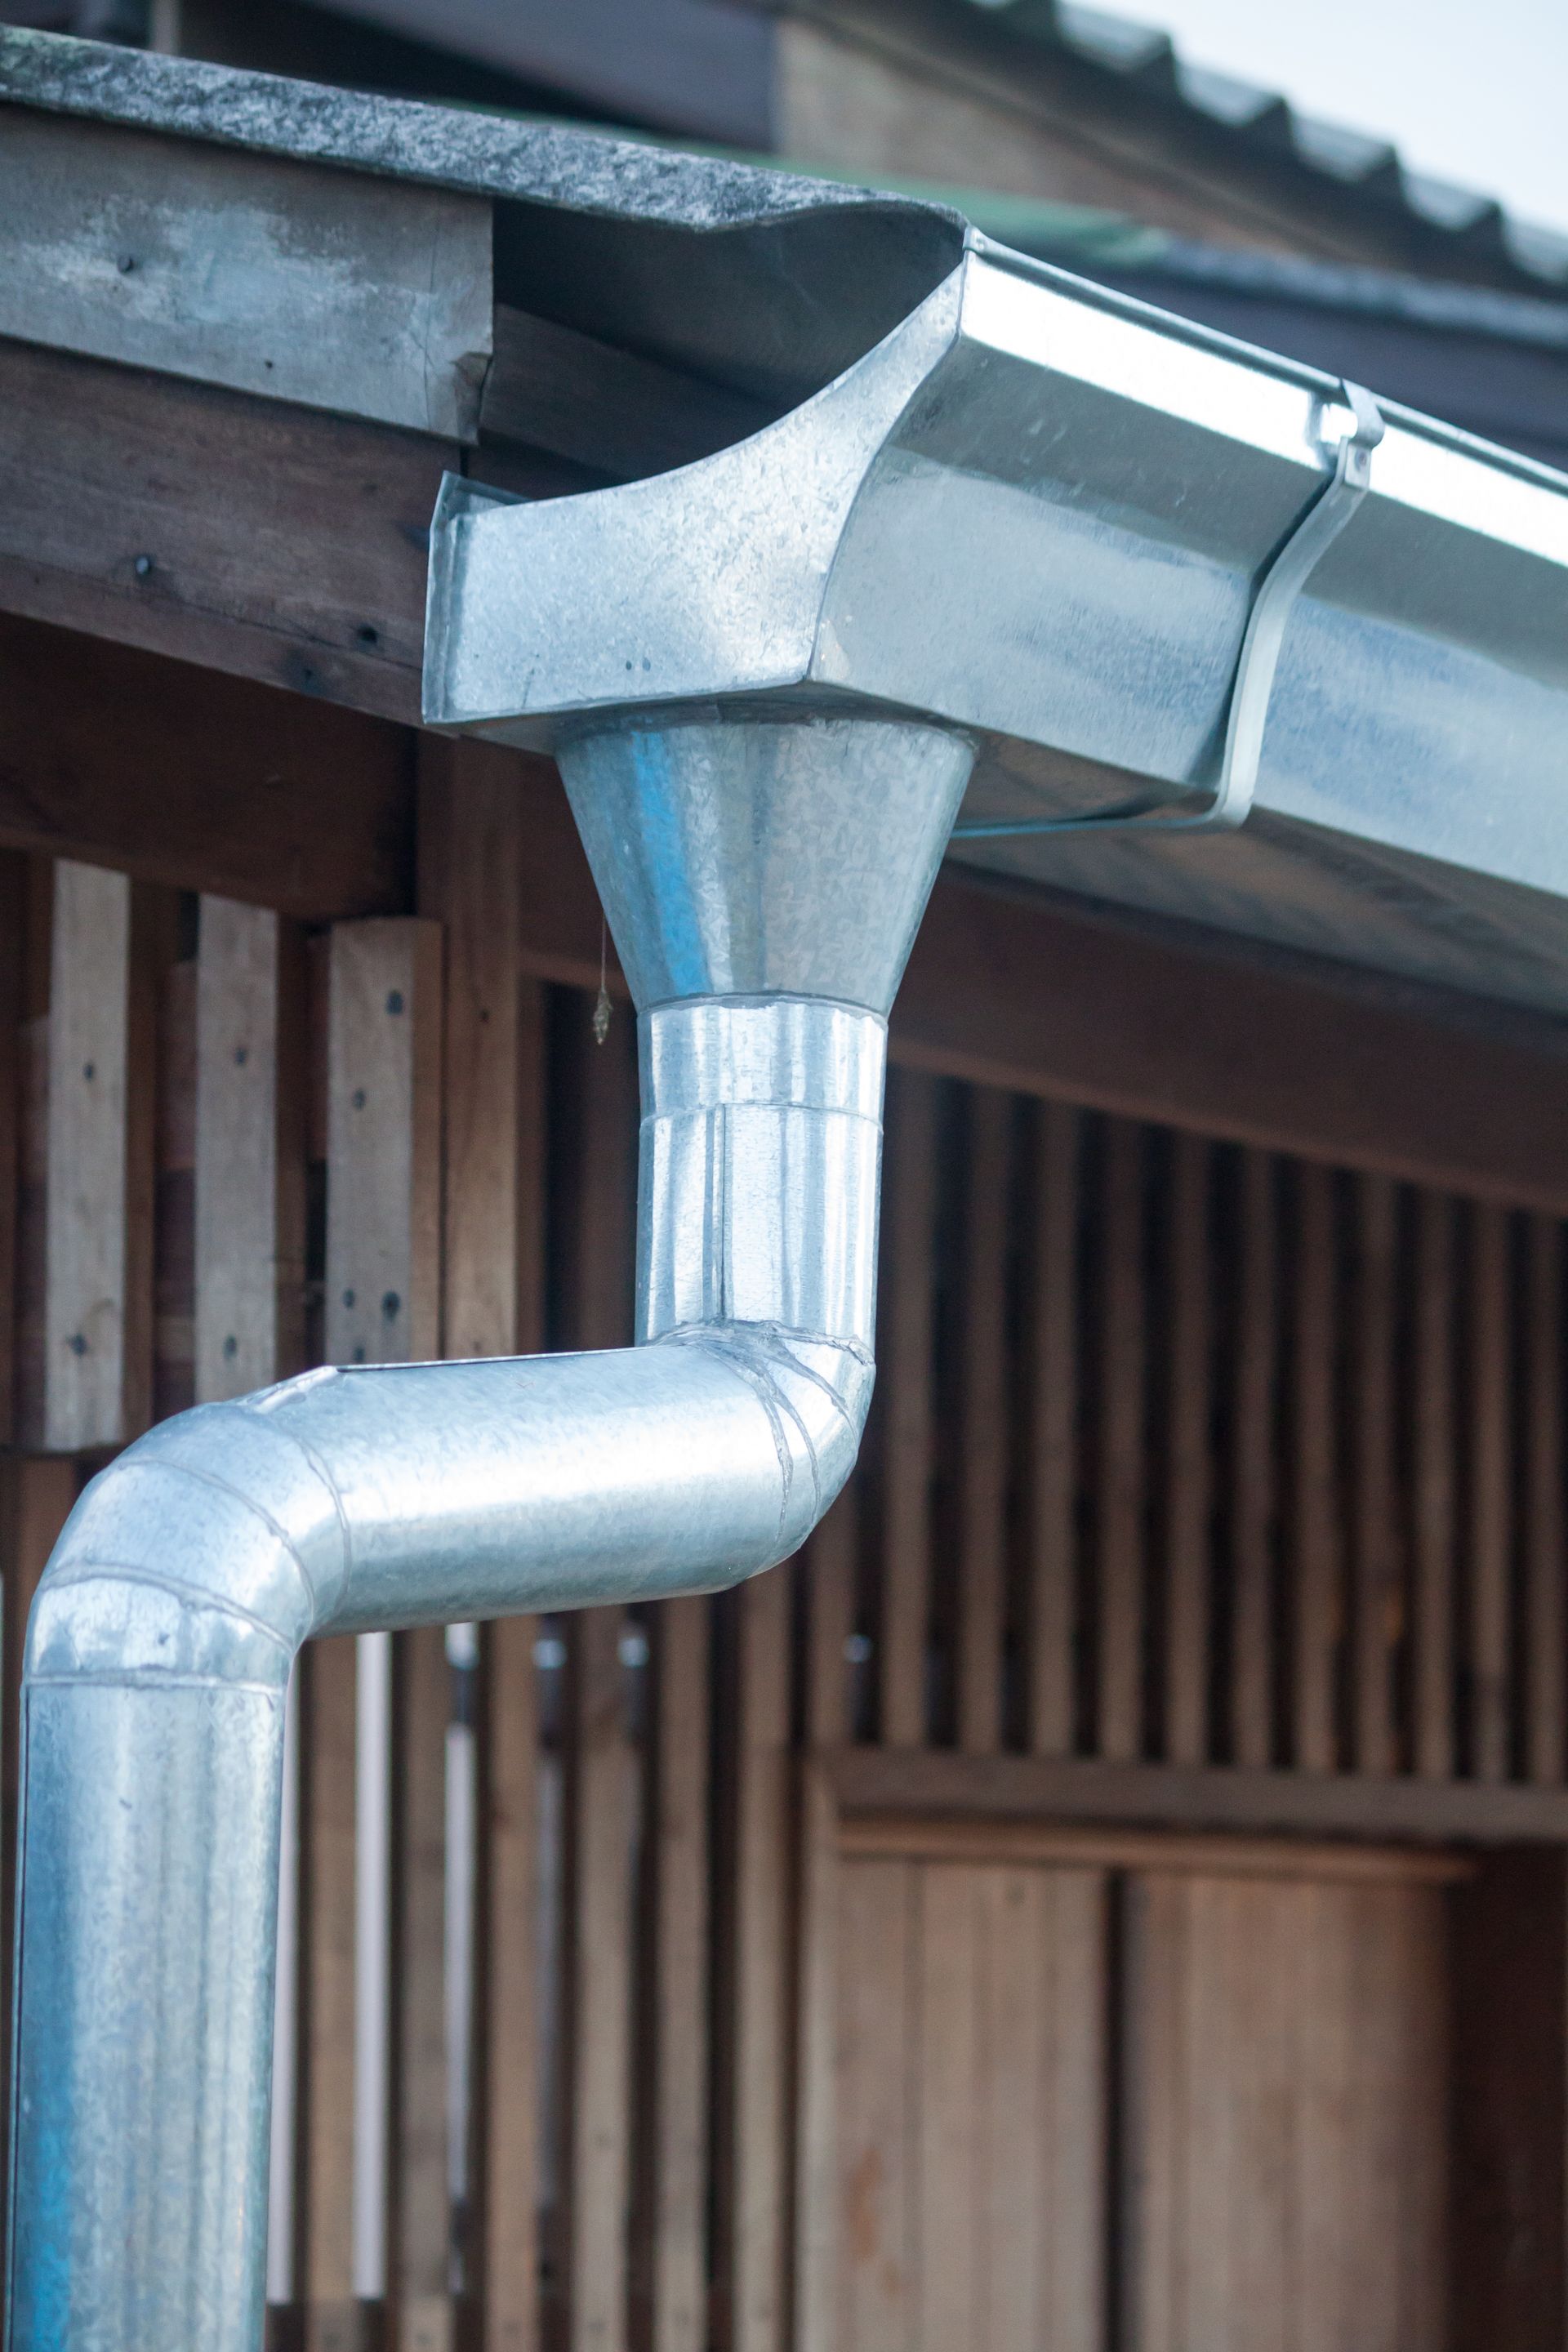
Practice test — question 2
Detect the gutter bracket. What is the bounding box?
[950,380,1385,843]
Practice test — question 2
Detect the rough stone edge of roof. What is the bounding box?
[968,0,1568,288]
[0,24,962,238]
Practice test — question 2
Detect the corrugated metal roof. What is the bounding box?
[957,0,1568,288]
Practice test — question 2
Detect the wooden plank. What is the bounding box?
[838,1815,1469,1886]
[0,1454,79,2222]
[484,305,769,480]
[957,1087,1011,1757]
[559,1004,638,2352]
[303,1630,363,2352]
[195,898,306,1401]
[501,757,1568,1217]
[0,617,413,920]
[647,1597,711,2352]
[1027,1099,1079,1758]
[791,1761,840,2352]
[728,1562,794,2352]
[831,1855,910,2352]
[416,737,535,1362]
[153,950,196,1424]
[1525,1218,1566,1785]
[0,111,491,437]
[421,759,549,2352]
[1468,1202,1513,1784]
[1097,1119,1145,1764]
[1231,1152,1276,1770]
[1125,1867,1449,2352]
[326,920,443,1370]
[826,1744,1568,1844]
[1451,1848,1568,2350]
[565,1608,634,2352]
[877,1067,938,1749]
[1351,1175,1398,1776]
[394,1625,455,2352]
[1292,1162,1339,1775]
[479,1614,541,2352]
[35,861,159,1451]
[913,1864,980,2352]
[0,854,21,1445]
[807,1490,858,1752]
[1164,1131,1210,1766]
[1411,1191,1456,1780]
[0,339,452,724]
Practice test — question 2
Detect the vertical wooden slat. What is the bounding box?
[807,1489,858,1751]
[39,862,158,1450]
[1028,1100,1079,1759]
[791,1762,839,2352]
[648,1595,712,2352]
[196,897,306,1401]
[326,918,445,2338]
[563,1006,638,2352]
[567,1610,635,2352]
[478,995,550,2352]
[1292,1163,1339,1775]
[397,1626,457,2352]
[1412,1191,1456,1780]
[154,952,197,1422]
[1468,1202,1512,1784]
[0,853,22,1445]
[728,1561,794,2352]
[878,1067,938,1749]
[1098,1119,1146,1764]
[957,1087,1011,1757]
[0,1454,78,2210]
[1164,1132,1210,1767]
[303,1629,363,2352]
[481,1612,541,2352]
[1352,1174,1398,1777]
[327,920,443,1370]
[418,739,530,1363]
[1232,1152,1276,1770]
[1525,1218,1565,1785]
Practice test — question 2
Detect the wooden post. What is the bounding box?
[37,861,160,1451]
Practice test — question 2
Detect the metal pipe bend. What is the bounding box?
[25,1316,873,1695]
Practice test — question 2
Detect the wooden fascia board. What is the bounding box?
[0,335,450,725]
[0,106,492,441]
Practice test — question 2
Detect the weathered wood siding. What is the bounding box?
[2,774,1567,2347]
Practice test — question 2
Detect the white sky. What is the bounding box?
[1147,0,1568,234]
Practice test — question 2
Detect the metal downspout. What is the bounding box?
[5,714,973,2350]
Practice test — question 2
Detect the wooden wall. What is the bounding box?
[3,733,1568,2350]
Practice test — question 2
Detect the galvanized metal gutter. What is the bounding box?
[430,234,1568,1014]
